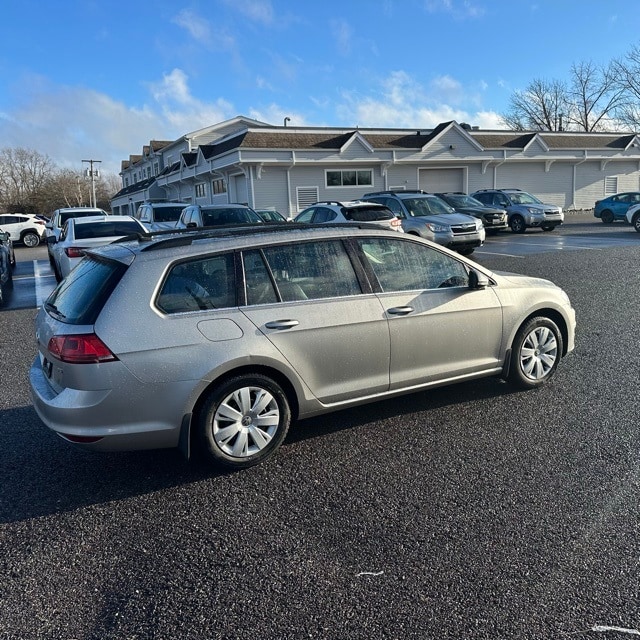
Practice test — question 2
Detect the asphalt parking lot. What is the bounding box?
[2,213,640,639]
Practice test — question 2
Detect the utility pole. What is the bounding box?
[82,159,102,207]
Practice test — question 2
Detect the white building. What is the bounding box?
[111,115,640,216]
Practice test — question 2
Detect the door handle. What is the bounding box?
[265,319,300,330]
[387,306,414,316]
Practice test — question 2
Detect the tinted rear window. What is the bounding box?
[75,221,143,239]
[45,256,126,325]
[154,206,185,222]
[60,210,106,225]
[202,208,263,225]
[344,206,394,222]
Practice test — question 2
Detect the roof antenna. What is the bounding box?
[284,117,291,127]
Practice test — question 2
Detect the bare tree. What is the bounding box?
[611,45,640,129]
[0,147,55,213]
[500,79,570,131]
[566,60,627,131]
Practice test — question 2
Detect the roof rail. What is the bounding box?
[116,221,391,252]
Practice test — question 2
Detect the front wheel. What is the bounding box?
[541,224,556,232]
[22,231,40,247]
[196,374,291,470]
[508,317,563,389]
[509,215,526,234]
[633,215,640,233]
[457,247,474,256]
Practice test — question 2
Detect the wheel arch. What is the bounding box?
[513,307,570,357]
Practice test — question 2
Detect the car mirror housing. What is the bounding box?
[469,268,488,289]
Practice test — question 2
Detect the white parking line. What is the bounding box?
[475,250,525,258]
[33,260,48,308]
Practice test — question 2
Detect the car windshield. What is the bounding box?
[75,221,144,239]
[202,208,263,225]
[446,194,483,207]
[403,197,455,216]
[155,206,186,222]
[508,192,543,205]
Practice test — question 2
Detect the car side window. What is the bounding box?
[384,198,404,217]
[243,250,279,305]
[261,240,361,301]
[157,253,236,313]
[357,237,469,291]
[313,207,335,223]
[296,209,315,223]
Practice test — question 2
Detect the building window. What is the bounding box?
[326,169,373,188]
[212,178,227,194]
[153,162,159,176]
[195,183,206,198]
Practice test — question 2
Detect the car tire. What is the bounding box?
[508,316,563,389]
[541,224,556,231]
[633,214,640,233]
[458,247,474,255]
[600,210,614,224]
[196,373,292,470]
[0,279,5,306]
[21,231,41,247]
[509,215,526,234]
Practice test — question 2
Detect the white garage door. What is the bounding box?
[419,168,464,193]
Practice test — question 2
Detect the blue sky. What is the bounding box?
[0,0,637,175]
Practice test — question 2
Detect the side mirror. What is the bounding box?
[468,268,489,289]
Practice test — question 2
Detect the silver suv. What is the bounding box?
[362,190,484,254]
[471,188,564,233]
[30,224,575,471]
[177,204,263,229]
[135,201,189,232]
[294,200,403,232]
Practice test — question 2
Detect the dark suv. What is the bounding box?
[471,188,564,233]
[435,192,508,233]
[362,190,484,254]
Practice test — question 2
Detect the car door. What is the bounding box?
[355,236,504,388]
[239,239,390,404]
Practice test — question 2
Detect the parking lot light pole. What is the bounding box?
[82,159,102,208]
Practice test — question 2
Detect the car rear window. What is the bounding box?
[60,210,107,225]
[202,208,263,226]
[45,256,127,325]
[75,221,143,239]
[154,206,185,222]
[344,206,394,222]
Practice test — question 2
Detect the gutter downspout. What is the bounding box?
[493,150,507,187]
[286,151,296,215]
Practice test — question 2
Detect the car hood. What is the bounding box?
[413,212,478,225]
[456,206,505,216]
[493,270,559,290]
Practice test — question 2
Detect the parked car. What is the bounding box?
[294,201,403,232]
[30,224,575,471]
[471,188,563,233]
[255,208,288,223]
[624,202,640,231]
[133,201,189,232]
[593,192,640,223]
[0,230,14,306]
[177,204,264,229]
[46,207,110,264]
[435,192,508,233]
[48,215,147,281]
[0,213,46,247]
[362,190,484,254]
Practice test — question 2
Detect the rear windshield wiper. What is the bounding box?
[45,302,67,320]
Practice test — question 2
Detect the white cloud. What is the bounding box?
[223,0,274,25]
[247,104,309,127]
[334,70,500,130]
[172,9,211,43]
[331,19,352,56]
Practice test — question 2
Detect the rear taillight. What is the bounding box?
[35,220,45,226]
[391,218,402,229]
[48,334,118,364]
[65,247,86,258]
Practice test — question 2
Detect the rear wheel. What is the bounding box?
[21,231,40,247]
[633,214,640,233]
[508,317,562,389]
[196,374,291,470]
[509,215,526,233]
[600,209,614,224]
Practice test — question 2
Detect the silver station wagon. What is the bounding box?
[30,224,576,470]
